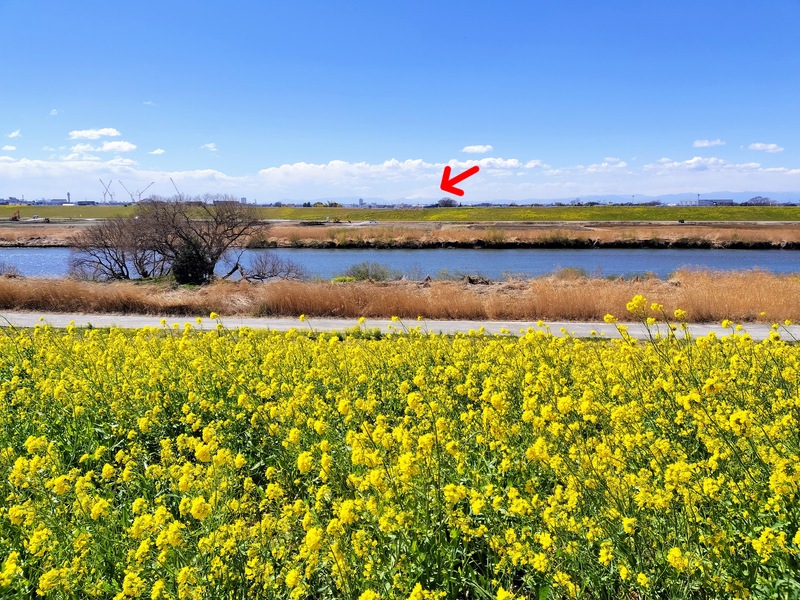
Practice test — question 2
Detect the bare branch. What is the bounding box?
[242,251,306,282]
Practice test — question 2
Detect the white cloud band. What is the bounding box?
[68,128,122,140]
[748,142,784,153]
[462,144,493,154]
[693,139,725,148]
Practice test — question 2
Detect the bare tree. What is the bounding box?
[70,195,264,284]
[243,251,306,282]
[136,196,262,284]
[69,217,170,280]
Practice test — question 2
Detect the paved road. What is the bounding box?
[0,310,793,341]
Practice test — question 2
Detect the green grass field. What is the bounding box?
[3,203,800,222]
[0,205,134,220]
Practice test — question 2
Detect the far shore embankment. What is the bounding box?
[4,219,800,249]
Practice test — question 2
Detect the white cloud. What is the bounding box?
[7,129,21,139]
[469,157,522,169]
[150,148,166,155]
[101,141,136,152]
[462,144,493,154]
[748,142,784,153]
[63,152,101,162]
[143,101,155,106]
[2,145,16,151]
[70,141,136,153]
[524,160,546,169]
[68,128,121,140]
[200,143,218,152]
[693,139,725,148]
[107,158,138,167]
[49,109,59,116]
[584,158,629,173]
[70,143,96,154]
[644,156,732,171]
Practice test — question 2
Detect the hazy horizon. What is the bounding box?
[3,1,799,203]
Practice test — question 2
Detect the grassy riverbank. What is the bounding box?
[3,203,800,223]
[1,270,799,323]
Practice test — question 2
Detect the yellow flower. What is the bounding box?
[91,497,111,520]
[622,517,637,534]
[209,312,219,320]
[626,294,647,314]
[132,498,147,514]
[0,552,23,587]
[285,568,301,589]
[667,547,688,571]
[151,579,166,600]
[194,443,212,463]
[496,587,515,600]
[190,496,212,521]
[304,526,323,552]
[598,540,614,566]
[36,568,63,595]
[101,463,116,479]
[297,451,314,473]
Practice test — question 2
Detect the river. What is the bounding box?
[1,247,799,280]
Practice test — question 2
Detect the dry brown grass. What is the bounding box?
[2,270,800,323]
[0,224,84,246]
[251,223,800,248]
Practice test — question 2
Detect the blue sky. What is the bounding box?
[2,0,799,203]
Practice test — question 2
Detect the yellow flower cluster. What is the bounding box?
[0,309,798,599]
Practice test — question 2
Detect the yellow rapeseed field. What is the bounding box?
[0,298,798,599]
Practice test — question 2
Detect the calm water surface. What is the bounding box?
[1,247,799,279]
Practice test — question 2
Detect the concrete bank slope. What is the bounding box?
[0,310,795,341]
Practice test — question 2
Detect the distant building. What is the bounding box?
[698,199,735,206]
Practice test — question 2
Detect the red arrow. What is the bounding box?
[440,164,480,197]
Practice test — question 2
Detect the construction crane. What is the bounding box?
[99,179,115,203]
[169,177,184,200]
[137,182,154,202]
[118,180,136,203]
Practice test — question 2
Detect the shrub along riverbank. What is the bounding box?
[1,269,799,323]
